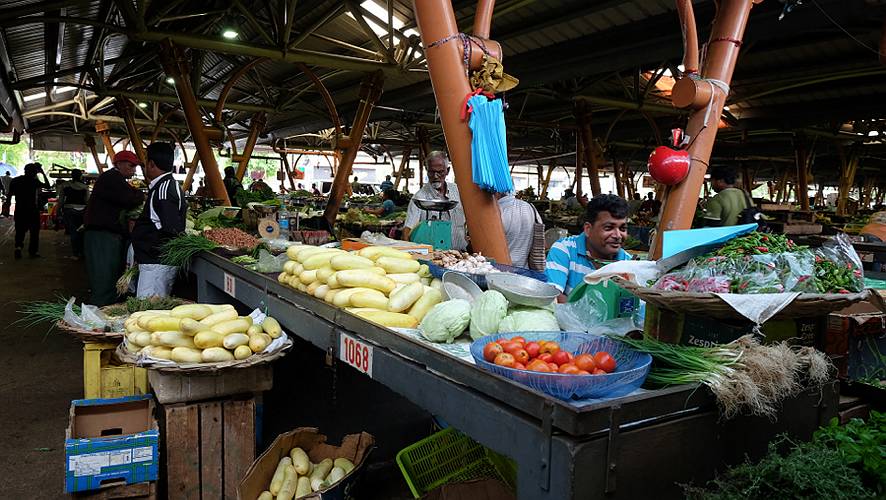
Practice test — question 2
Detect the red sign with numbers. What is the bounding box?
[339,333,373,377]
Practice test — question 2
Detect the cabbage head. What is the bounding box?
[498,308,559,333]
[469,290,509,340]
[419,299,471,343]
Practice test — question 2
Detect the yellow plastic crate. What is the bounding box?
[83,342,148,399]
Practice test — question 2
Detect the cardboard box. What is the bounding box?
[65,395,159,493]
[422,478,515,500]
[340,238,433,255]
[238,428,375,500]
[147,364,273,404]
[825,301,886,378]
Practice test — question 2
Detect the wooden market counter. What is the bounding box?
[191,251,838,499]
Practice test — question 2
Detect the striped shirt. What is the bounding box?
[498,195,537,268]
[545,233,631,295]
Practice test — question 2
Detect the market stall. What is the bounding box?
[189,250,838,499]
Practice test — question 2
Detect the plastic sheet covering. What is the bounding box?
[468,95,513,194]
[64,296,124,331]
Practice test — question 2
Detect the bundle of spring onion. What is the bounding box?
[612,334,831,419]
[16,296,78,328]
[116,266,139,295]
[160,234,218,271]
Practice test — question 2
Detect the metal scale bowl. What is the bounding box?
[411,198,459,249]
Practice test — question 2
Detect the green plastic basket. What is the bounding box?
[396,428,516,498]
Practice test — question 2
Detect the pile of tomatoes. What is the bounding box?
[482,336,617,375]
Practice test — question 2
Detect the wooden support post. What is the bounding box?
[181,154,200,193]
[280,153,297,191]
[95,120,116,165]
[574,133,584,198]
[613,160,625,199]
[651,0,757,258]
[794,134,811,211]
[84,135,105,173]
[413,0,512,263]
[836,147,860,216]
[539,159,556,200]
[115,98,148,175]
[233,112,266,181]
[575,99,601,196]
[160,40,231,206]
[393,147,411,190]
[416,126,430,188]
[323,71,385,228]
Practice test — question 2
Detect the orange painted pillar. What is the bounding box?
[413,0,511,264]
[650,0,757,258]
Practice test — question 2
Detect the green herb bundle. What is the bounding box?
[613,334,831,419]
[16,296,77,328]
[160,234,218,271]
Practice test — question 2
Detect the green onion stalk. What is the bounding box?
[612,334,831,419]
[160,234,218,272]
[15,296,78,330]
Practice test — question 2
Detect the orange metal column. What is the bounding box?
[160,40,231,207]
[323,71,385,228]
[650,0,757,258]
[412,0,511,263]
[234,112,266,181]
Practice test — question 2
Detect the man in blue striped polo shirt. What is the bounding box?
[545,194,632,302]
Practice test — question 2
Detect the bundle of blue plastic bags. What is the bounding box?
[468,95,513,194]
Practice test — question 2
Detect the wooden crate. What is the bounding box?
[72,482,156,499]
[162,398,256,500]
[83,342,148,399]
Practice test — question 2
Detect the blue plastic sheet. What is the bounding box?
[661,223,758,258]
[468,95,513,193]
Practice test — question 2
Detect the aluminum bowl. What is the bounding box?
[486,272,559,308]
[442,271,483,303]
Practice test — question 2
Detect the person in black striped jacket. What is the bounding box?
[131,142,187,298]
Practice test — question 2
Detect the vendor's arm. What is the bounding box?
[402,201,421,241]
[702,195,723,227]
[544,240,571,303]
[95,174,145,208]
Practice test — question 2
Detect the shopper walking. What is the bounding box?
[83,151,144,306]
[58,169,89,258]
[131,143,187,298]
[9,162,50,258]
[0,170,12,217]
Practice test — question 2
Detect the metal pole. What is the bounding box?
[323,71,385,228]
[650,0,757,258]
[234,112,266,181]
[412,0,511,263]
[160,40,231,206]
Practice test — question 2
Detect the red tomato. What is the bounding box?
[551,351,572,366]
[494,352,516,368]
[513,362,526,370]
[512,348,530,364]
[558,363,580,374]
[483,342,504,362]
[547,362,559,372]
[538,353,553,363]
[524,341,541,359]
[540,341,560,355]
[527,359,551,372]
[500,341,522,355]
[573,354,596,372]
[592,368,607,375]
[593,352,617,373]
[576,370,591,375]
[510,336,526,345]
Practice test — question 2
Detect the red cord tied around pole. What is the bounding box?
[460,87,496,121]
[647,129,691,186]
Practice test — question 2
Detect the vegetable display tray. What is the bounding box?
[396,427,515,498]
[421,260,547,289]
[470,332,652,401]
[613,276,878,321]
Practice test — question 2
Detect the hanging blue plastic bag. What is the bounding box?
[468,95,513,193]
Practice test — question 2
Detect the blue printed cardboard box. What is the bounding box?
[65,394,159,493]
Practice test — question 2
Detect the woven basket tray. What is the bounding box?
[114,336,293,373]
[56,320,125,343]
[613,276,878,321]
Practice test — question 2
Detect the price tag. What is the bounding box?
[339,333,373,378]
[223,273,236,297]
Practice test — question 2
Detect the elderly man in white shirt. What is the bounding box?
[403,151,468,250]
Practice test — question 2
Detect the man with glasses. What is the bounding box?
[402,151,467,250]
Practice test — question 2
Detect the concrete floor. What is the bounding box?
[0,220,88,499]
[0,221,421,499]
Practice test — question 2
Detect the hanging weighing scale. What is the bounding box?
[410,198,459,250]
[252,203,281,239]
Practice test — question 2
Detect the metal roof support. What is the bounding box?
[412,0,511,263]
[675,0,699,75]
[323,70,385,228]
[345,0,393,63]
[289,4,345,49]
[103,89,275,114]
[181,154,200,193]
[234,112,266,181]
[213,58,267,124]
[160,39,232,207]
[115,97,148,172]
[575,99,601,196]
[650,0,758,259]
[393,147,412,190]
[132,31,395,73]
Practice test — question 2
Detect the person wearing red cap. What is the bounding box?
[83,150,145,306]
